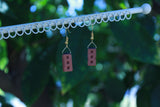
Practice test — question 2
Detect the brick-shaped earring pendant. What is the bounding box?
[62,30,73,72]
[87,26,97,66]
[88,48,96,66]
[62,54,73,72]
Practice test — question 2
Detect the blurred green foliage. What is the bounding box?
[0,40,8,72]
[0,96,13,107]
[0,0,160,107]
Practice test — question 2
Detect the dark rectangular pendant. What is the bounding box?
[62,54,73,72]
[88,48,96,66]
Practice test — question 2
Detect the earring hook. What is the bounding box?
[87,25,97,48]
[91,25,94,41]
[62,29,72,54]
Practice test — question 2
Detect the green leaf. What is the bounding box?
[123,72,135,89]
[83,0,95,14]
[105,78,126,102]
[137,65,160,107]
[0,40,8,71]
[58,82,91,107]
[72,83,91,107]
[105,0,124,10]
[0,96,13,107]
[151,85,160,107]
[137,86,151,107]
[22,37,61,106]
[143,66,160,86]
[128,0,152,7]
[55,27,92,94]
[2,103,13,107]
[110,16,160,65]
[0,96,5,103]
[22,51,51,106]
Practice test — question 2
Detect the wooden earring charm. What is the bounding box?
[62,32,73,72]
[87,26,97,66]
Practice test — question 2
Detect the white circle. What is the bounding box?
[141,3,152,14]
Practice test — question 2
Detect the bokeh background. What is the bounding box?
[0,0,160,107]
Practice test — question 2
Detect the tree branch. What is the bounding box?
[0,71,12,92]
[152,0,160,15]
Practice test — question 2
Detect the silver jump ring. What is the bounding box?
[114,13,121,22]
[38,24,45,33]
[87,41,97,48]
[96,14,103,24]
[24,25,32,35]
[108,13,115,22]
[31,24,39,34]
[125,11,132,20]
[9,29,16,38]
[70,18,77,28]
[62,46,71,54]
[84,16,91,26]
[63,20,71,29]
[119,12,125,21]
[16,27,24,36]
[3,31,9,39]
[102,13,109,23]
[91,15,96,25]
[78,17,85,27]
[50,21,57,31]
[44,22,51,32]
[56,20,64,30]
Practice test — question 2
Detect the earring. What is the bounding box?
[62,30,73,72]
[87,26,97,66]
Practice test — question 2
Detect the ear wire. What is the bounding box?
[87,25,97,48]
[62,29,71,54]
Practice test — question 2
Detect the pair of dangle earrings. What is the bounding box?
[62,27,97,72]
